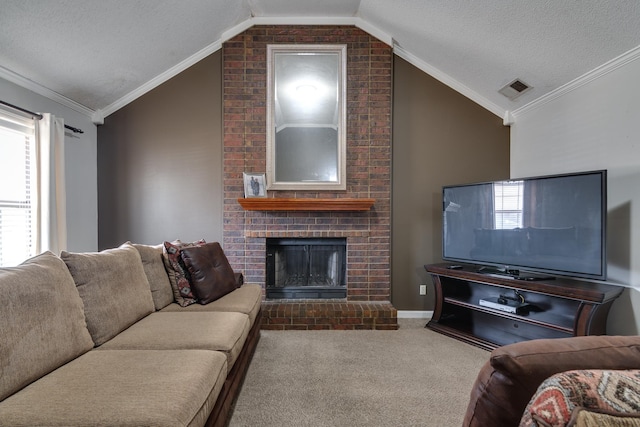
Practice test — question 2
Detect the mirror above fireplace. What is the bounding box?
[266,44,347,191]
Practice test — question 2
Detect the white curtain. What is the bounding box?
[35,113,67,255]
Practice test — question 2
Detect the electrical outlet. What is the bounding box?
[419,285,427,295]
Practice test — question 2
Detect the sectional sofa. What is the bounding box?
[0,241,262,426]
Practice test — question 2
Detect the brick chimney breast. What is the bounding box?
[222,25,392,305]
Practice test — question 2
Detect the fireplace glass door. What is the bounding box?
[266,238,346,299]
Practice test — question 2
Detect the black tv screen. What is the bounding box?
[442,170,607,280]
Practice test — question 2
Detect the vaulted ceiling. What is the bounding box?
[1,0,639,124]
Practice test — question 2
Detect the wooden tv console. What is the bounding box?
[425,263,624,350]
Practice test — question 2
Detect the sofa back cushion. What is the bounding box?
[132,243,174,310]
[180,242,238,305]
[61,243,155,346]
[0,252,94,401]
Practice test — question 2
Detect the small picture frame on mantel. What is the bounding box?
[243,172,267,198]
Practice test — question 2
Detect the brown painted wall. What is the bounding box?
[96,48,509,311]
[391,56,510,311]
[97,52,223,249]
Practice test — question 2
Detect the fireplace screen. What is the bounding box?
[266,238,346,299]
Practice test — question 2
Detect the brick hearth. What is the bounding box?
[222,25,395,329]
[262,301,398,330]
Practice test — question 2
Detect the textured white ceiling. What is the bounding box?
[1,0,639,120]
[358,0,640,114]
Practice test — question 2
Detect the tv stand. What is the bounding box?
[425,263,623,350]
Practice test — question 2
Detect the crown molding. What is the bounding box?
[101,15,260,118]
[503,111,514,126]
[4,16,637,128]
[99,40,223,119]
[512,44,640,118]
[101,16,393,118]
[220,18,255,43]
[354,17,393,46]
[103,15,509,123]
[81,16,513,122]
[0,65,96,119]
[393,46,506,120]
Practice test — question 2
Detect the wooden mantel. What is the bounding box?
[237,198,375,211]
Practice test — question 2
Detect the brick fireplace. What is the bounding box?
[222,25,397,330]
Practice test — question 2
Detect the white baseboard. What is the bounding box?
[397,310,433,319]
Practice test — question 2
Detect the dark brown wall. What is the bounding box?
[391,56,510,311]
[96,49,510,311]
[97,52,223,249]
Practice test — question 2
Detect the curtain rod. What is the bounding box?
[0,100,84,134]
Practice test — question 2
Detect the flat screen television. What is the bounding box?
[442,170,607,280]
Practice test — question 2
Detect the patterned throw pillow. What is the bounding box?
[520,369,640,427]
[162,239,205,306]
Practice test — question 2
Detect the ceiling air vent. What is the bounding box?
[498,79,532,100]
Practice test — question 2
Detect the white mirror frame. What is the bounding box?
[266,44,347,191]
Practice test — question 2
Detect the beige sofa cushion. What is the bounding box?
[161,283,262,325]
[132,243,174,310]
[98,311,250,371]
[61,243,155,346]
[0,252,94,402]
[0,349,227,427]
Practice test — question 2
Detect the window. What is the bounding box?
[494,181,524,229]
[0,109,36,266]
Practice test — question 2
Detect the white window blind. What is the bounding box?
[0,109,36,267]
[494,181,524,229]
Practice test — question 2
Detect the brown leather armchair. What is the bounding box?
[463,335,640,426]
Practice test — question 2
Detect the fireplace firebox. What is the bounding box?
[266,238,346,299]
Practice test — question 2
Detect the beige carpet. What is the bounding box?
[229,318,489,427]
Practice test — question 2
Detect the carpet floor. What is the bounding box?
[228,318,489,427]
